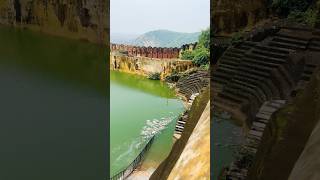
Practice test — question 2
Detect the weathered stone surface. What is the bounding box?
[212,0,268,34]
[168,102,210,180]
[110,53,194,79]
[0,0,108,44]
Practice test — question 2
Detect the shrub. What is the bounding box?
[272,0,311,16]
[148,72,161,80]
[192,47,210,66]
[181,50,194,60]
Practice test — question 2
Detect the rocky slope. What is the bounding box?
[150,88,210,180]
[0,0,108,44]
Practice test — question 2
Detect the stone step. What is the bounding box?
[219,59,240,67]
[275,32,310,41]
[251,49,287,59]
[309,46,320,52]
[228,48,247,54]
[272,36,309,46]
[177,120,186,124]
[220,56,241,63]
[227,82,264,104]
[309,40,320,47]
[236,66,269,78]
[219,63,238,71]
[252,122,267,129]
[256,118,269,124]
[242,41,257,47]
[254,44,292,54]
[232,79,268,101]
[246,53,286,64]
[269,41,306,50]
[259,106,278,114]
[249,130,264,138]
[176,125,184,129]
[242,57,284,69]
[242,58,295,87]
[218,91,244,104]
[272,100,286,104]
[213,71,233,81]
[256,112,271,120]
[224,51,244,59]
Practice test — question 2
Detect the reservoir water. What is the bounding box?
[110,71,185,176]
[0,26,107,180]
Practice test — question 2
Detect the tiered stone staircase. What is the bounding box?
[214,25,320,180]
[225,100,286,180]
[176,71,210,99]
[213,27,320,123]
[173,71,210,138]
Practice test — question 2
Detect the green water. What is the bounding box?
[110,71,184,176]
[0,26,107,179]
[213,115,245,179]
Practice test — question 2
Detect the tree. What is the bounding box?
[198,28,210,49]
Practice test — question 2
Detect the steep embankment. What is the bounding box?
[150,88,209,180]
[168,101,210,179]
[110,53,193,79]
[247,68,320,180]
[289,119,320,180]
[0,0,108,44]
[212,0,268,34]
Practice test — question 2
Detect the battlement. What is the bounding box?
[110,43,197,59]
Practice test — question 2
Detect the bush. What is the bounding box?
[181,28,210,66]
[192,47,210,66]
[272,0,311,16]
[288,8,318,26]
[198,28,210,49]
[181,50,194,60]
[148,72,161,80]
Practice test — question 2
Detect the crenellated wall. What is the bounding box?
[0,0,108,44]
[110,43,197,59]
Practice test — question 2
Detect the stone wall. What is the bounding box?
[110,53,194,79]
[168,101,210,180]
[0,0,108,44]
[110,43,197,59]
[212,0,268,34]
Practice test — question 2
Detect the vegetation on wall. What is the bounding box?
[272,0,320,26]
[181,28,210,67]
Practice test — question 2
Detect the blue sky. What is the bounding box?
[110,0,210,34]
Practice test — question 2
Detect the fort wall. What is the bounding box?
[110,43,197,59]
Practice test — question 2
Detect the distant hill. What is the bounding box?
[111,30,200,48]
[110,33,140,44]
[131,30,200,48]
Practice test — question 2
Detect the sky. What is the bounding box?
[110,0,210,35]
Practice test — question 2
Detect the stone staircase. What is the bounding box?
[176,71,210,99]
[173,71,209,138]
[213,27,320,123]
[215,25,320,180]
[225,100,286,180]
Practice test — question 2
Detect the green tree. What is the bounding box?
[197,28,210,49]
[192,47,210,66]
